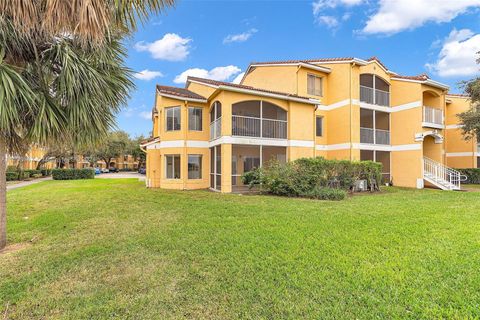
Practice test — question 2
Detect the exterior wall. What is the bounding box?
[445,96,477,168]
[241,65,298,94]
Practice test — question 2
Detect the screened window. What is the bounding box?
[188,107,203,131]
[307,74,323,96]
[188,155,202,179]
[316,116,323,137]
[166,107,181,131]
[165,155,181,179]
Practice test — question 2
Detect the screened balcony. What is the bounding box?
[209,101,222,140]
[360,108,390,145]
[232,101,287,139]
[360,74,390,107]
[422,91,444,128]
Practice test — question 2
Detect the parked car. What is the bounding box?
[94,168,101,175]
[138,167,146,174]
[109,167,119,173]
[101,168,109,173]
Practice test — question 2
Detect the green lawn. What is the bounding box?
[1,179,480,319]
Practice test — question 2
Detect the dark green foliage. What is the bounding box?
[52,169,94,180]
[41,169,52,176]
[24,169,42,176]
[6,172,18,181]
[242,157,382,199]
[456,168,480,184]
[301,186,346,200]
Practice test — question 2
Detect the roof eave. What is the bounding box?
[217,85,320,105]
[156,89,208,103]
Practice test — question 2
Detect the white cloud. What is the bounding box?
[426,29,480,77]
[232,72,245,84]
[223,29,258,44]
[134,69,164,81]
[139,111,152,120]
[134,33,191,61]
[363,0,480,35]
[316,15,339,28]
[312,0,362,28]
[174,65,242,84]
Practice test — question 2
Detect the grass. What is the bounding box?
[1,179,480,319]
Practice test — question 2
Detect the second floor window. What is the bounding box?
[166,106,181,131]
[307,74,323,96]
[188,107,203,131]
[316,116,323,137]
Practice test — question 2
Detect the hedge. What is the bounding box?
[6,172,19,181]
[242,157,382,200]
[52,168,95,180]
[41,169,52,177]
[456,168,480,184]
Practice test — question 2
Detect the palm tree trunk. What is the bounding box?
[0,136,7,250]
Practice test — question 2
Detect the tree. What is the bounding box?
[0,0,175,250]
[458,55,480,140]
[91,131,131,169]
[130,135,147,168]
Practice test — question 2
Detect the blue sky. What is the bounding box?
[119,0,480,137]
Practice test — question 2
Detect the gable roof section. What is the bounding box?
[186,76,320,105]
[391,74,449,90]
[156,85,207,103]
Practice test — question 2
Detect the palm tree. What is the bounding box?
[0,0,175,250]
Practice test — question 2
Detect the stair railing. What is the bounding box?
[423,157,462,190]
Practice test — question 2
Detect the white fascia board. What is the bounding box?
[390,77,449,90]
[156,90,208,104]
[217,85,320,105]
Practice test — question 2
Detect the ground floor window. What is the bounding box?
[477,156,480,169]
[210,146,221,190]
[165,155,181,179]
[188,155,202,179]
[360,150,391,183]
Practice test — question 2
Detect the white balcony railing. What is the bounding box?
[232,115,287,139]
[360,85,390,107]
[209,117,222,140]
[360,127,390,145]
[423,106,443,127]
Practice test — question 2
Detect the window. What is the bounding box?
[166,107,181,131]
[188,155,202,179]
[188,107,203,131]
[165,155,181,179]
[316,116,323,137]
[307,74,322,96]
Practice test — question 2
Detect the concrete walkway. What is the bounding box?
[7,177,52,191]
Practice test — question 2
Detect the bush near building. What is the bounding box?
[52,168,95,180]
[242,157,382,200]
[456,168,480,184]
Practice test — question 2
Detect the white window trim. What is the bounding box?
[165,106,181,132]
[165,154,181,179]
[188,107,203,132]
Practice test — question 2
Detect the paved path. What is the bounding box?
[7,177,52,191]
[96,172,145,180]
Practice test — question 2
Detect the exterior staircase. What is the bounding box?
[423,157,466,190]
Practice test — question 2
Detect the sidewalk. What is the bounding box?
[7,177,52,191]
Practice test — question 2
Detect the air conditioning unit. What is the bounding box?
[354,179,368,192]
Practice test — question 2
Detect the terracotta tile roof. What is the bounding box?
[140,136,159,145]
[250,57,355,65]
[156,85,207,101]
[187,76,316,101]
[366,56,390,71]
[446,93,470,97]
[391,73,430,81]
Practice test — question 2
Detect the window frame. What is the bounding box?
[316,116,323,137]
[165,106,181,132]
[165,154,181,179]
[188,154,203,179]
[188,106,203,131]
[307,74,323,97]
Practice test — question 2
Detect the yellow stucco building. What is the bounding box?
[142,57,477,192]
[7,146,55,170]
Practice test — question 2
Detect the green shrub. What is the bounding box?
[242,157,382,200]
[41,169,52,176]
[456,168,480,184]
[24,169,42,177]
[52,168,95,180]
[6,172,19,181]
[6,166,18,172]
[19,171,31,180]
[31,173,43,179]
[302,186,347,201]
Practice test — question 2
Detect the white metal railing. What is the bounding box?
[360,127,390,145]
[209,117,222,140]
[232,115,287,139]
[423,106,443,126]
[423,157,465,190]
[360,85,390,107]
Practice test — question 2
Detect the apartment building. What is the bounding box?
[7,146,55,170]
[142,57,476,192]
